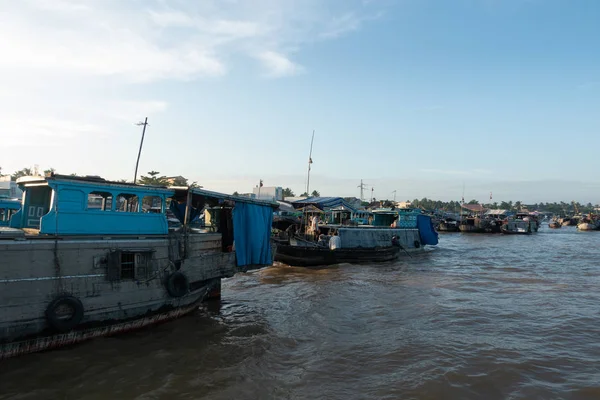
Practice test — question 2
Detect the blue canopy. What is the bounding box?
[292,197,357,212]
[233,202,273,267]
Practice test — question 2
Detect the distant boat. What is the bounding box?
[501,219,532,235]
[548,219,561,229]
[577,215,599,231]
[438,218,460,232]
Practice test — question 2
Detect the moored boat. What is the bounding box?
[438,218,460,232]
[1,174,277,359]
[275,243,401,267]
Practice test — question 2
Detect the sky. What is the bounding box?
[1,0,599,204]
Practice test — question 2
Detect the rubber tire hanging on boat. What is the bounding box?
[414,240,421,249]
[45,295,84,332]
[165,272,190,298]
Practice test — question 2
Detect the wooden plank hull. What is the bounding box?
[275,244,401,267]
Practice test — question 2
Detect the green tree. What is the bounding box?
[311,190,320,197]
[300,192,309,197]
[44,168,56,177]
[283,187,295,197]
[138,171,169,185]
[11,168,33,180]
[233,191,240,196]
[467,199,479,204]
[170,176,188,186]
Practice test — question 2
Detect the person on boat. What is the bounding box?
[310,215,319,239]
[329,231,341,250]
[390,215,399,228]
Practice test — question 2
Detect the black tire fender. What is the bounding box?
[414,240,421,249]
[165,272,189,298]
[45,295,84,332]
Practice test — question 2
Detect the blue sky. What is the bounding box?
[1,0,599,203]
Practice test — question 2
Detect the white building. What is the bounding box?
[397,201,412,209]
[252,186,283,201]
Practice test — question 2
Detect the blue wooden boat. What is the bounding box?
[1,174,277,359]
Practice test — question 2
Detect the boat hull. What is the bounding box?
[577,222,597,231]
[275,244,401,267]
[500,227,531,235]
[0,287,214,359]
[0,233,239,358]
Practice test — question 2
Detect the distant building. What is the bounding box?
[253,186,283,201]
[397,201,412,209]
[0,176,23,199]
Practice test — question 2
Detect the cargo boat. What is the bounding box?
[0,174,276,359]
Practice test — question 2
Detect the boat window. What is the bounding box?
[120,252,136,280]
[107,250,151,281]
[116,193,139,212]
[142,195,162,213]
[88,191,113,211]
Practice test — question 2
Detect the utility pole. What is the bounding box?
[370,187,374,203]
[392,190,397,203]
[357,179,368,203]
[133,117,148,184]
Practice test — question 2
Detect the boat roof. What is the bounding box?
[461,203,486,212]
[17,174,278,208]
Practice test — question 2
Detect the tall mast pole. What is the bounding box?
[133,117,148,184]
[306,130,315,196]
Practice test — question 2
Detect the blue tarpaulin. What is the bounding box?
[292,197,357,212]
[233,202,273,267]
[417,215,439,245]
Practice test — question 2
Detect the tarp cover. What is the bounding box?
[233,202,273,267]
[417,215,439,245]
[292,197,357,212]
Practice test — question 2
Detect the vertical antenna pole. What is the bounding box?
[133,117,148,184]
[306,130,315,196]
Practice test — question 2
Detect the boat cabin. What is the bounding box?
[9,175,278,238]
[325,205,353,225]
[0,198,21,227]
[351,210,373,225]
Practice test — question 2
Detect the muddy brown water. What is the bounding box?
[1,225,600,399]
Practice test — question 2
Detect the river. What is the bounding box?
[1,225,600,399]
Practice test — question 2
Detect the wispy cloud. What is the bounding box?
[0,0,385,82]
[256,51,304,77]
